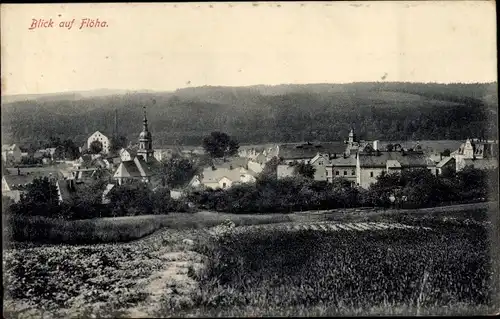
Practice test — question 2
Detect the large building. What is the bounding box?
[356,149,436,189]
[326,155,357,185]
[452,138,499,171]
[87,131,110,154]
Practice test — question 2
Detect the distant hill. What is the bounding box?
[1,82,497,148]
[1,89,160,104]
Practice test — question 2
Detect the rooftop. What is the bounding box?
[278,142,346,160]
[200,166,256,183]
[358,151,434,168]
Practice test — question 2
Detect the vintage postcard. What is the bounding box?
[1,1,499,317]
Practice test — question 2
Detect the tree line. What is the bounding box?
[3,164,497,222]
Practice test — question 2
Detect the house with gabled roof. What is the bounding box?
[189,157,257,190]
[450,138,498,172]
[87,131,110,154]
[436,156,456,176]
[356,150,436,188]
[326,154,357,185]
[308,153,331,181]
[119,148,138,162]
[277,141,345,164]
[113,156,158,185]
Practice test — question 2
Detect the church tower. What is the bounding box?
[137,106,154,162]
[348,127,356,144]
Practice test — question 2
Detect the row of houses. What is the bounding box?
[2,144,57,165]
[3,114,498,205]
[275,132,498,189]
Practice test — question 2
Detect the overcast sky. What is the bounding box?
[1,1,497,95]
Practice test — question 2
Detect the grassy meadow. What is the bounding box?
[3,212,292,247]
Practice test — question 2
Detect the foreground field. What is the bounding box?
[3,205,499,317]
[3,228,210,318]
[175,216,497,317]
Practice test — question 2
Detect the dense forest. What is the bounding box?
[1,82,497,148]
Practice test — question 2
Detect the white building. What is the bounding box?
[87,131,110,154]
[119,148,137,162]
[2,144,22,164]
[189,158,257,190]
[154,149,174,162]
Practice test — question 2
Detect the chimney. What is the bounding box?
[373,140,379,151]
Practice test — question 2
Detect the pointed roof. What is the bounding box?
[113,161,142,178]
[436,156,455,168]
[139,106,152,141]
[102,183,116,203]
[113,156,158,179]
[2,144,19,152]
[56,180,75,202]
[200,166,255,184]
[120,147,137,158]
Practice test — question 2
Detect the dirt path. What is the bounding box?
[126,250,205,318]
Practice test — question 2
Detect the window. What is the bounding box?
[370,172,374,177]
[222,182,227,188]
[326,170,328,176]
[319,161,323,165]
[336,171,339,176]
[344,171,347,176]
[352,170,355,176]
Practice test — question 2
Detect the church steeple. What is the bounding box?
[142,106,149,133]
[348,126,356,144]
[137,106,154,162]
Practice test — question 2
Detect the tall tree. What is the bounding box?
[202,131,239,158]
[9,177,60,217]
[155,156,196,188]
[259,156,281,179]
[89,140,103,154]
[293,162,316,179]
[106,181,154,216]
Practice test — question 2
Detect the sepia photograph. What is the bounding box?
[1,1,499,317]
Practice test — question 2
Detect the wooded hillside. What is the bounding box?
[1,82,497,147]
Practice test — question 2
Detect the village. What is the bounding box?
[2,106,498,208]
[3,2,499,318]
